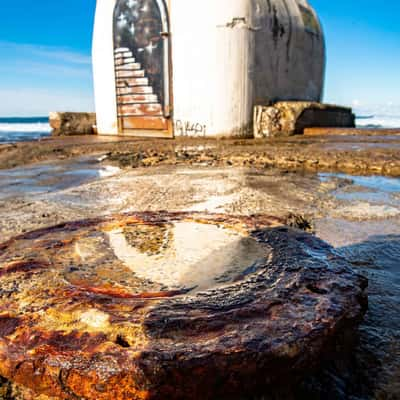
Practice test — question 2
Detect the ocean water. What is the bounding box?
[355,104,400,128]
[356,114,400,128]
[0,117,51,143]
[0,111,398,144]
[0,109,400,143]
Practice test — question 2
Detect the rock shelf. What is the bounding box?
[0,212,367,399]
[1,135,399,176]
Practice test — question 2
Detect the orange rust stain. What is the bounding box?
[32,238,74,250]
[14,329,108,355]
[65,371,152,400]
[15,218,104,240]
[0,260,49,277]
[101,216,149,232]
[76,285,191,299]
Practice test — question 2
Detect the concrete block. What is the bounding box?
[49,112,97,136]
[254,102,355,138]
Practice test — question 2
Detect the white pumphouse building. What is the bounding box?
[92,0,325,138]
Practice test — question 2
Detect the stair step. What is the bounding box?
[116,57,136,65]
[115,57,136,66]
[115,63,142,71]
[118,94,158,104]
[116,72,145,85]
[117,86,153,95]
[121,116,168,131]
[115,47,130,54]
[116,77,149,87]
[118,103,163,116]
[115,51,133,60]
[115,69,148,79]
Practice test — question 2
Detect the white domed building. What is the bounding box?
[92,0,325,138]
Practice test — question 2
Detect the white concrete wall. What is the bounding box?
[252,0,325,104]
[170,0,255,137]
[92,0,325,137]
[92,0,119,135]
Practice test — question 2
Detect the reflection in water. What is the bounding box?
[0,157,120,200]
[320,173,400,220]
[107,221,268,292]
[320,173,400,193]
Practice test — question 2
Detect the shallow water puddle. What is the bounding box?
[320,173,400,219]
[320,173,400,193]
[0,157,120,200]
[107,221,267,292]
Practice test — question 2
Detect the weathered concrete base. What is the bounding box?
[49,112,97,136]
[254,102,356,138]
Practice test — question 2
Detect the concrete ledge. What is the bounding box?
[254,102,355,138]
[49,112,97,136]
[304,127,400,136]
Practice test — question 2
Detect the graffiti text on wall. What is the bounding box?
[175,120,207,137]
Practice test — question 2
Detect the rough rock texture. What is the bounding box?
[0,135,399,176]
[254,102,355,138]
[49,112,96,136]
[0,212,367,400]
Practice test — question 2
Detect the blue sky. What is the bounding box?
[0,0,96,116]
[0,0,399,116]
[310,0,400,112]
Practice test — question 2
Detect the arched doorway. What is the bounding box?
[113,0,171,136]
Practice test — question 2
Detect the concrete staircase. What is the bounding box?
[114,48,163,118]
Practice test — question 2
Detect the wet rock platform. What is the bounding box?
[0,212,367,399]
[0,133,400,176]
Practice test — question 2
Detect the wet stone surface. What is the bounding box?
[0,158,399,399]
[0,212,367,400]
[1,134,400,176]
[313,174,400,400]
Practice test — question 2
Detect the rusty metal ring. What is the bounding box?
[0,212,367,399]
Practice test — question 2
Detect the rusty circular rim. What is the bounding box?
[0,212,367,400]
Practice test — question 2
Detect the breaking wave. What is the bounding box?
[0,122,51,133]
[355,105,400,128]
[0,117,51,143]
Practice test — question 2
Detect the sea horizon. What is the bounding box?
[1,110,400,145]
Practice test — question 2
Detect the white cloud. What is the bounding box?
[0,41,94,115]
[29,47,91,65]
[0,88,94,117]
[0,41,92,82]
[4,61,92,79]
[0,41,91,65]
